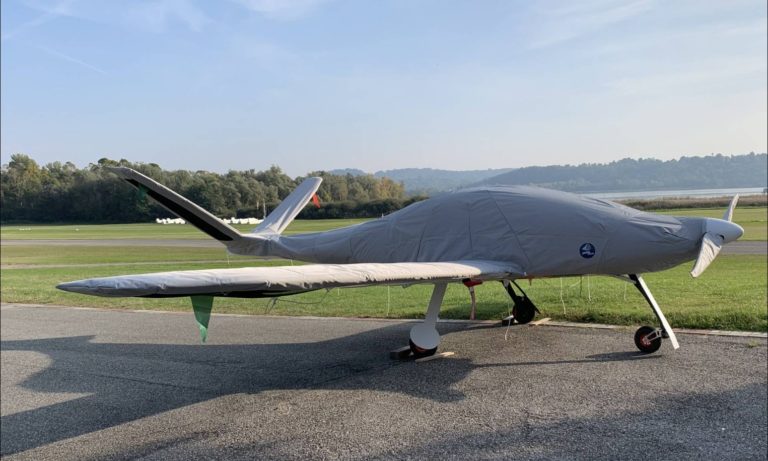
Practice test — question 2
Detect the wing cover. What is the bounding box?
[57,260,520,298]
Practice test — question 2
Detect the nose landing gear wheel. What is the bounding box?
[634,326,662,353]
[512,300,537,325]
[502,280,538,325]
[409,339,437,358]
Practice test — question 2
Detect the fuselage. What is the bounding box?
[231,186,710,276]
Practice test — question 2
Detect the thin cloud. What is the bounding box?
[19,0,210,33]
[584,17,767,60]
[2,0,73,41]
[606,57,767,95]
[17,0,76,18]
[231,0,331,20]
[2,12,54,41]
[528,0,653,49]
[125,0,210,33]
[38,46,108,75]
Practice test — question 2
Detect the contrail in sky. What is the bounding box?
[38,46,108,75]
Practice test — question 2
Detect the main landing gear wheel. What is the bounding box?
[406,283,446,359]
[634,326,662,353]
[409,339,438,358]
[512,300,537,325]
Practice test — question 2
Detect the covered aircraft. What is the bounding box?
[58,167,744,356]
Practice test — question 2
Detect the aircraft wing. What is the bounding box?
[57,260,522,298]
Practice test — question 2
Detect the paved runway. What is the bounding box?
[721,240,768,255]
[1,304,766,460]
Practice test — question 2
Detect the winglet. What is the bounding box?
[191,295,214,342]
[253,177,322,235]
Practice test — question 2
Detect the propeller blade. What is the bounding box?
[690,232,724,278]
[723,194,739,222]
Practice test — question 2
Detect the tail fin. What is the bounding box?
[108,167,242,242]
[253,177,322,235]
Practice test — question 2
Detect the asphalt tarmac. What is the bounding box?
[1,304,766,460]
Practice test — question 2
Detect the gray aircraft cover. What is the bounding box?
[232,186,703,277]
[59,184,706,298]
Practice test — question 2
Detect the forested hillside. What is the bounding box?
[2,153,766,223]
[330,167,514,195]
[0,156,408,223]
[476,153,767,192]
[331,154,766,193]
[373,168,514,195]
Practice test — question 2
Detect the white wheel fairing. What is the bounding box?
[409,324,440,350]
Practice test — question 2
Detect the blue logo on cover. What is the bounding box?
[579,243,596,259]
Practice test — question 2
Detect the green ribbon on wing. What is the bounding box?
[136,184,148,201]
[191,295,214,342]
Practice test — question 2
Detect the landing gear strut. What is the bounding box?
[501,280,539,325]
[408,283,447,358]
[629,274,679,354]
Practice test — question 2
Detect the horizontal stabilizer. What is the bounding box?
[108,167,242,242]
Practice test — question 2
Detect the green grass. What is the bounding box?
[1,245,765,331]
[2,207,766,331]
[3,208,765,241]
[0,219,369,240]
[1,245,258,266]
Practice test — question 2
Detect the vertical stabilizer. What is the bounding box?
[253,177,322,235]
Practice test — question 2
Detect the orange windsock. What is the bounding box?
[311,193,321,208]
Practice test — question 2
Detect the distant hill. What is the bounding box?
[474,153,767,192]
[331,154,766,195]
[330,167,514,195]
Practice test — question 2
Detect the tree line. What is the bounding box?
[0,155,413,223]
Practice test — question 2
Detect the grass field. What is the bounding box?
[2,247,766,332]
[1,207,766,241]
[2,207,766,332]
[655,207,767,241]
[1,245,262,266]
[0,219,369,240]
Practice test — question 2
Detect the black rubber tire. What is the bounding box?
[409,339,437,358]
[512,300,536,325]
[634,326,662,353]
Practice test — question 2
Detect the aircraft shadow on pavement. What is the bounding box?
[84,383,766,461]
[1,322,656,456]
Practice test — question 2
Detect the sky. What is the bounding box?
[1,0,766,177]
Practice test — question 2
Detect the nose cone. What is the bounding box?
[56,281,92,294]
[705,218,744,244]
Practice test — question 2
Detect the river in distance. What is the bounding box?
[585,187,766,200]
